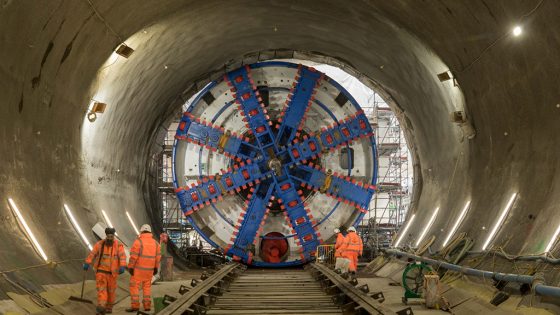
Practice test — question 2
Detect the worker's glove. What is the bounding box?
[153,268,158,275]
[119,267,125,274]
[83,263,90,271]
[128,268,134,276]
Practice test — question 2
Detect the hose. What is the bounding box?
[385,249,560,298]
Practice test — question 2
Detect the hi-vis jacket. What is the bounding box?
[335,233,347,258]
[85,240,127,276]
[128,233,161,280]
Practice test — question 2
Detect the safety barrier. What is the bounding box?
[316,244,336,265]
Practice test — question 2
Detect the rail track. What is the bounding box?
[157,263,414,315]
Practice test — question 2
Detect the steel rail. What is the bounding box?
[308,263,412,315]
[159,263,243,315]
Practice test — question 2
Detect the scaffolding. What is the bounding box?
[156,70,411,254]
[359,93,412,251]
[157,121,195,249]
[157,110,214,251]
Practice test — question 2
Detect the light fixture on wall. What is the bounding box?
[450,111,476,140]
[482,193,518,251]
[545,223,560,253]
[64,204,93,250]
[394,214,416,248]
[125,211,140,235]
[442,201,471,247]
[512,26,523,37]
[101,209,114,228]
[437,70,459,87]
[8,198,48,261]
[115,43,134,58]
[87,100,107,123]
[437,71,452,82]
[415,207,440,247]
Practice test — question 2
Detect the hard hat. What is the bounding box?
[348,226,356,232]
[105,227,116,235]
[334,228,340,234]
[140,224,152,233]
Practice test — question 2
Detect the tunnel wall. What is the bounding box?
[374,1,560,256]
[0,0,558,295]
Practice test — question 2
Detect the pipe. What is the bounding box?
[385,249,560,298]
[467,251,560,264]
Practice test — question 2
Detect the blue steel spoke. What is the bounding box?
[289,164,376,213]
[287,110,374,163]
[275,65,324,145]
[315,110,374,152]
[175,160,269,216]
[225,66,278,155]
[225,181,275,264]
[273,173,321,262]
[176,111,260,162]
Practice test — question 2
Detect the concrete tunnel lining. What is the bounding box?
[1,0,559,297]
[82,2,461,257]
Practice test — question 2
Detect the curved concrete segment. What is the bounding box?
[0,0,559,309]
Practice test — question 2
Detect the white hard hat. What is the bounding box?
[140,224,152,233]
[348,226,356,232]
[334,228,340,234]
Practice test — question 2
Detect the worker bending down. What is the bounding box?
[334,228,350,273]
[342,226,363,275]
[126,224,161,312]
[84,227,127,315]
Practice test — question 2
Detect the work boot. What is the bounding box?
[125,307,139,312]
[95,306,106,315]
[105,310,112,314]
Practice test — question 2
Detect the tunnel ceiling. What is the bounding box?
[0,0,559,288]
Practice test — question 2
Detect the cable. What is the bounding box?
[0,258,84,274]
[83,0,124,43]
[456,0,546,74]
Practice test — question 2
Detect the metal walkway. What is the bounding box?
[206,268,342,314]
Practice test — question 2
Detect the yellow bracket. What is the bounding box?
[320,169,333,193]
[217,131,231,153]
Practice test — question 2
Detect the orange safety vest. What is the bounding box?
[85,239,126,276]
[334,233,347,257]
[128,233,161,280]
[342,232,363,256]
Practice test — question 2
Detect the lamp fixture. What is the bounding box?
[416,207,440,247]
[64,204,93,250]
[125,211,140,235]
[101,209,114,228]
[8,198,48,261]
[394,214,416,247]
[115,43,134,58]
[482,193,517,251]
[545,223,560,253]
[442,201,471,247]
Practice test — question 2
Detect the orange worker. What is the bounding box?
[84,227,127,315]
[126,224,161,313]
[334,228,349,273]
[342,226,363,275]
